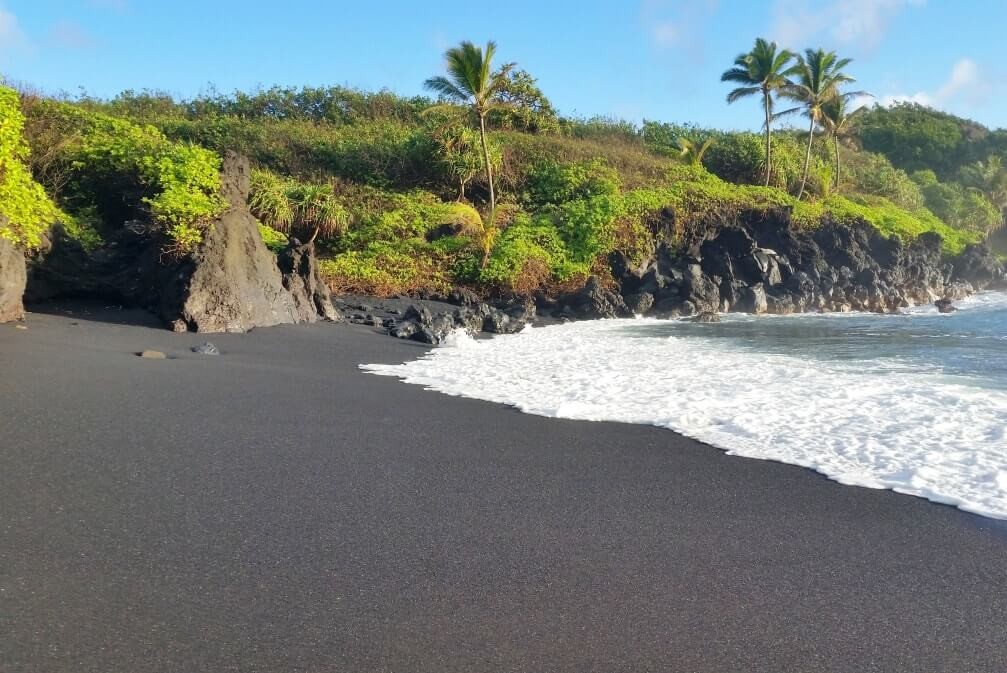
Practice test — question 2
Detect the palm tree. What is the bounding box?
[425,41,513,213]
[779,49,861,199]
[677,137,714,167]
[819,94,869,190]
[721,38,797,186]
[967,156,1007,228]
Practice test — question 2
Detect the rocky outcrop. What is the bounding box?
[0,237,27,322]
[278,241,340,324]
[161,152,300,332]
[600,209,1005,321]
[27,152,337,333]
[954,243,1006,290]
[336,293,535,345]
[554,275,633,320]
[388,299,534,345]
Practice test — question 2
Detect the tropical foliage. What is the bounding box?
[0,86,66,248]
[425,40,513,212]
[721,38,796,186]
[11,35,1004,297]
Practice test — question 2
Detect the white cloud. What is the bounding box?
[642,0,719,53]
[652,21,679,47]
[881,58,987,110]
[0,6,30,53]
[51,20,96,49]
[771,0,925,50]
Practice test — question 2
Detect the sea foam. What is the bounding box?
[363,294,1007,520]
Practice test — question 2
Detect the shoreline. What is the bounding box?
[3,306,1007,672]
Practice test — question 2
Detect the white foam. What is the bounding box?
[363,299,1007,520]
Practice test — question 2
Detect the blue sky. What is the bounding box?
[2,1,1005,130]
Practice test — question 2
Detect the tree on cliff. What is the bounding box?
[779,49,861,199]
[820,93,869,190]
[425,40,513,214]
[721,38,797,187]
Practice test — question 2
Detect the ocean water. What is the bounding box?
[362,292,1007,520]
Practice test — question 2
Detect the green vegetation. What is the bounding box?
[10,35,1005,296]
[249,169,348,243]
[23,96,226,254]
[0,87,65,249]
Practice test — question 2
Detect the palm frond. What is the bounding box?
[726,86,760,103]
[424,76,468,103]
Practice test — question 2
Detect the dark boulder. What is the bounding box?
[691,311,720,323]
[682,264,721,314]
[623,292,654,316]
[935,298,958,313]
[557,275,632,320]
[0,237,26,323]
[734,283,768,314]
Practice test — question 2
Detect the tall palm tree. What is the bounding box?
[819,94,869,190]
[779,49,861,199]
[424,40,513,213]
[721,38,797,186]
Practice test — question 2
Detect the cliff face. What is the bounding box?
[570,208,1006,320]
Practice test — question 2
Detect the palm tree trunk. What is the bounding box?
[478,112,495,213]
[798,116,815,200]
[833,136,841,191]
[763,90,772,187]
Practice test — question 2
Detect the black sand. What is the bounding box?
[2,305,1006,673]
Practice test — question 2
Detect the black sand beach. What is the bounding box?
[2,306,1006,673]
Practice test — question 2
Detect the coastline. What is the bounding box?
[3,305,1007,673]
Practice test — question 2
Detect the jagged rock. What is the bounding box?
[691,311,720,323]
[0,237,26,323]
[683,264,721,313]
[624,292,654,316]
[163,153,301,333]
[277,241,341,323]
[954,244,1005,289]
[935,298,958,313]
[446,287,482,307]
[734,284,768,315]
[557,275,632,320]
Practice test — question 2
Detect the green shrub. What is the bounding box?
[249,169,348,242]
[842,151,924,209]
[258,223,288,252]
[0,87,65,248]
[28,100,226,253]
[523,158,622,209]
[479,212,573,292]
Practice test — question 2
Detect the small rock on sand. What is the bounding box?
[15,324,27,330]
[139,350,167,359]
[191,342,219,355]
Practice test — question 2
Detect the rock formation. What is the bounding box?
[0,237,26,322]
[561,208,1005,321]
[26,152,339,332]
